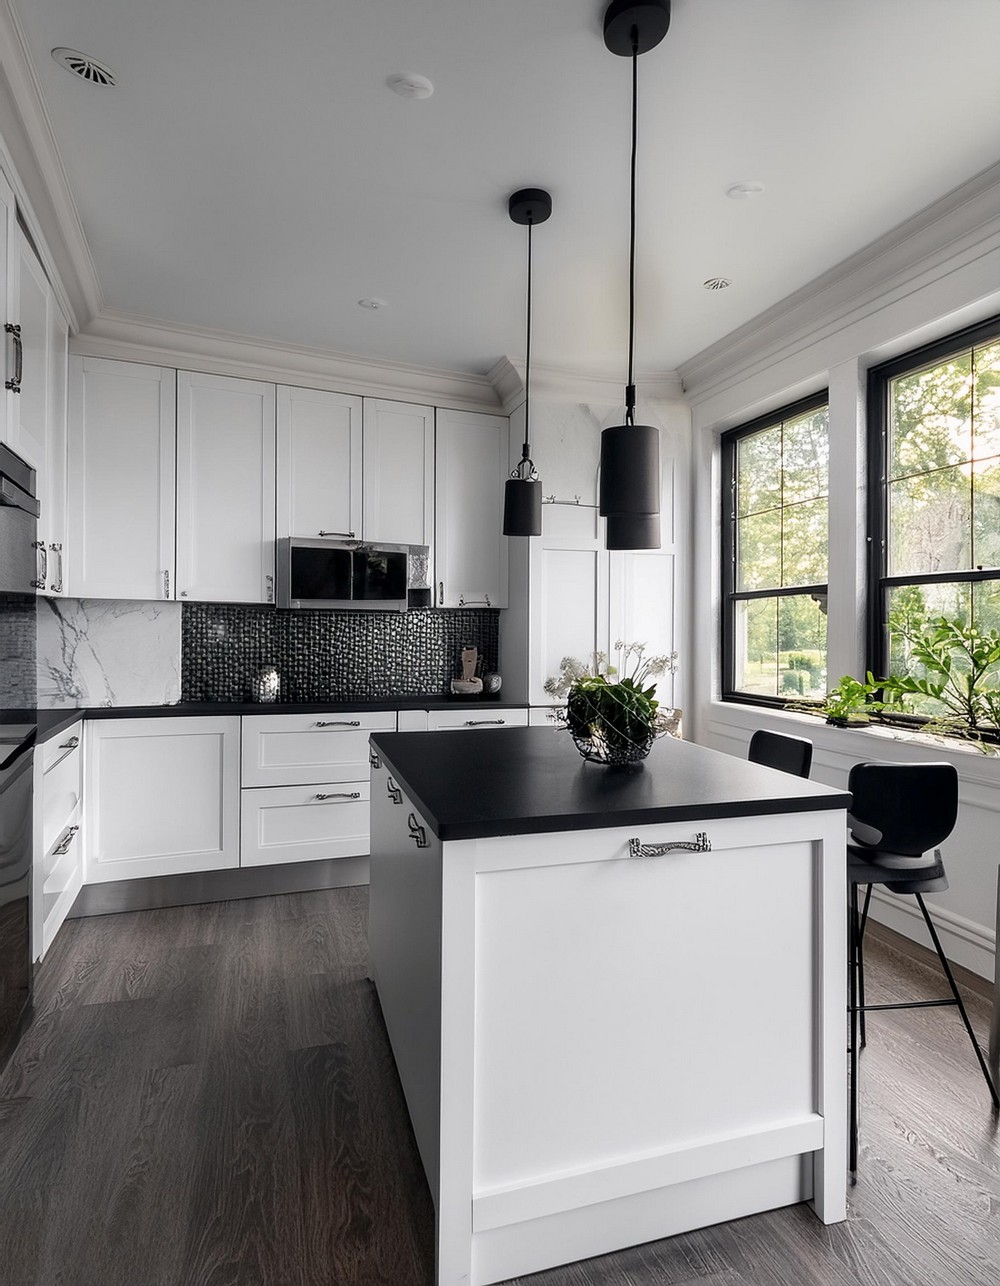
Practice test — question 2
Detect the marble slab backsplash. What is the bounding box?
[182,603,500,702]
[37,598,182,709]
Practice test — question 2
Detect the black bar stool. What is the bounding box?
[747,729,813,778]
[847,760,1000,1177]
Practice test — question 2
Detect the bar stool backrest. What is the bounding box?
[747,729,813,778]
[847,761,958,856]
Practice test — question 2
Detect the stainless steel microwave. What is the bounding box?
[276,537,431,611]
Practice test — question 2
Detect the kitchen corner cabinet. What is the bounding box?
[435,408,508,607]
[68,357,176,600]
[176,371,276,603]
[363,399,434,546]
[86,716,240,882]
[276,385,362,541]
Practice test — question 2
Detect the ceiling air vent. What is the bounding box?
[51,48,117,87]
[703,276,732,291]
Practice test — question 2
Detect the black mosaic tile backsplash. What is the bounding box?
[182,604,500,702]
[0,593,37,710]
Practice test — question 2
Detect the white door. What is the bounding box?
[435,408,509,608]
[12,227,48,472]
[0,168,17,451]
[276,384,362,541]
[176,371,276,603]
[86,716,240,881]
[68,357,176,600]
[363,398,434,545]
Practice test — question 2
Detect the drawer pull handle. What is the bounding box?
[314,791,361,802]
[318,530,355,538]
[59,735,80,751]
[369,749,382,769]
[458,593,492,607]
[464,719,505,727]
[387,776,402,805]
[629,832,711,859]
[407,813,429,849]
[53,824,79,856]
[315,720,361,728]
[46,736,82,771]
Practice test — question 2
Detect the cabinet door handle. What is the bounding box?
[59,735,80,751]
[318,530,355,538]
[4,322,22,393]
[49,543,64,593]
[47,735,81,770]
[369,749,382,770]
[314,719,361,728]
[31,540,46,589]
[163,569,170,598]
[53,824,80,856]
[458,593,492,607]
[464,719,505,727]
[629,832,711,859]
[387,776,402,805]
[439,581,444,604]
[407,813,429,848]
[265,573,274,603]
[314,791,361,802]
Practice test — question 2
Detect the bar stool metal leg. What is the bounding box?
[849,881,860,1178]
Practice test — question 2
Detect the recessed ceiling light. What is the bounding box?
[703,277,732,291]
[51,47,117,86]
[725,181,765,200]
[387,72,434,99]
[358,298,388,310]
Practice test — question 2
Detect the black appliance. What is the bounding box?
[0,727,34,1066]
[276,537,431,611]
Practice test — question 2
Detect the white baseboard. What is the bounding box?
[867,887,996,982]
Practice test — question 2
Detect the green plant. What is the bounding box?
[819,673,886,723]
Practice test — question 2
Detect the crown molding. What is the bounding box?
[487,355,683,413]
[0,1,101,328]
[678,160,1000,406]
[72,309,505,412]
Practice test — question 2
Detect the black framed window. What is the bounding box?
[721,392,830,705]
[867,314,1000,699]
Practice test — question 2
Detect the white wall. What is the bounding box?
[683,163,1000,979]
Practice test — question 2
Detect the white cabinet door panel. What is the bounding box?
[176,372,276,603]
[435,409,508,608]
[240,781,371,866]
[68,357,176,600]
[42,298,69,594]
[363,399,434,546]
[0,169,15,450]
[277,385,362,541]
[12,228,47,471]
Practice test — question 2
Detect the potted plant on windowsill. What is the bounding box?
[792,673,887,727]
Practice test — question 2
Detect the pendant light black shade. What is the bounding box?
[503,187,552,537]
[598,0,668,550]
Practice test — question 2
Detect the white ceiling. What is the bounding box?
[13,0,1000,380]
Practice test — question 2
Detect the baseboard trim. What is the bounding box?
[867,887,995,985]
[68,856,369,916]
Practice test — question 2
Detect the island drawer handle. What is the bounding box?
[465,718,506,727]
[314,791,361,802]
[407,813,429,849]
[369,749,382,770]
[387,776,402,805]
[314,720,361,728]
[53,824,80,856]
[629,832,711,859]
[45,736,82,772]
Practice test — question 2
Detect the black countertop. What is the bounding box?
[370,726,851,841]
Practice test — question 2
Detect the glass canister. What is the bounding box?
[252,665,281,703]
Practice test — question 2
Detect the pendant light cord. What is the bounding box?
[626,26,638,426]
[522,215,533,465]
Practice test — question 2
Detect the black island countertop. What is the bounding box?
[370,726,851,841]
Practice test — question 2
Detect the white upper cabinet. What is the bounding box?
[12,226,47,472]
[435,408,508,608]
[176,371,276,603]
[40,293,68,595]
[276,385,362,541]
[0,169,16,451]
[68,357,176,601]
[363,398,434,546]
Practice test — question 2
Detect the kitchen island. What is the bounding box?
[368,727,850,1286]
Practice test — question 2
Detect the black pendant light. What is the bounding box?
[503,187,552,537]
[598,0,669,551]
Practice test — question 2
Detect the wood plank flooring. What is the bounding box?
[1,889,997,1286]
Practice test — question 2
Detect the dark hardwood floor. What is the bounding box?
[1,889,997,1286]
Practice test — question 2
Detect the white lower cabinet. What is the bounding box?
[240,781,372,867]
[33,721,84,959]
[86,716,240,881]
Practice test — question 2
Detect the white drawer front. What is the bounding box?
[41,726,84,854]
[425,708,528,732]
[241,711,396,786]
[240,781,372,867]
[41,721,83,773]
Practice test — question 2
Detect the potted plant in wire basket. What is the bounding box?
[544,642,679,766]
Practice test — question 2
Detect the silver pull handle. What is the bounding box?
[163,569,170,598]
[318,530,355,538]
[315,719,361,728]
[31,540,46,589]
[439,580,444,604]
[4,322,22,392]
[49,543,63,593]
[47,734,82,770]
[59,735,80,751]
[314,791,361,801]
[629,832,711,859]
[407,812,429,848]
[265,573,274,603]
[387,776,402,805]
[369,749,382,770]
[464,719,505,727]
[53,824,80,856]
[458,593,492,607]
